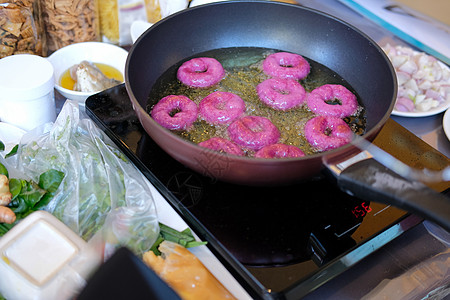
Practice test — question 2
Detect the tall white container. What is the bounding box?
[0,54,56,131]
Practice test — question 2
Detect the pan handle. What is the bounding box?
[327,157,450,233]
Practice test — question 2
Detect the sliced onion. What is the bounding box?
[395,97,415,112]
[383,44,450,113]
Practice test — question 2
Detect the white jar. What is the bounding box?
[0,54,56,131]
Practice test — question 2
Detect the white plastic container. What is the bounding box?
[0,211,101,300]
[0,54,56,131]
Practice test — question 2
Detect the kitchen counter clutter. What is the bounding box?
[0,100,251,299]
[0,1,449,300]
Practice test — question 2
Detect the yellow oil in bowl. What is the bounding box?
[60,63,124,91]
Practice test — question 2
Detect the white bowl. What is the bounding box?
[47,42,128,103]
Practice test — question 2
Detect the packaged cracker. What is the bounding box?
[0,0,47,58]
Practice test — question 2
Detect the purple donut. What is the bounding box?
[307,84,358,118]
[177,57,225,88]
[151,95,198,130]
[262,52,310,80]
[256,78,306,111]
[255,144,305,159]
[199,91,245,125]
[228,116,280,151]
[198,137,244,156]
[304,116,353,151]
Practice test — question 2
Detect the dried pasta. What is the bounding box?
[41,0,100,54]
[98,0,119,43]
[98,0,162,45]
[144,0,160,23]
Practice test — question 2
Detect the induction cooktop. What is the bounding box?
[85,84,423,299]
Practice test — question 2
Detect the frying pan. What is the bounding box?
[125,1,450,231]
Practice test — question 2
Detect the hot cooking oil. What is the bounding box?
[147,47,366,157]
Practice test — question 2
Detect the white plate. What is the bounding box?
[392,100,450,117]
[384,44,450,118]
[443,108,450,141]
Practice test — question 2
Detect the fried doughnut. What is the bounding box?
[151,95,198,130]
[262,52,310,80]
[304,116,353,151]
[199,91,245,125]
[177,57,225,88]
[306,84,358,118]
[198,137,244,156]
[256,78,306,110]
[255,143,305,158]
[228,116,280,151]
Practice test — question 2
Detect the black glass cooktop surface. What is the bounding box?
[85,84,419,299]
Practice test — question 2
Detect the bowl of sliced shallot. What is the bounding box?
[47,42,128,103]
[382,44,450,117]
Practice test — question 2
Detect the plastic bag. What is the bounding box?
[362,248,450,300]
[0,0,47,58]
[4,100,159,257]
[98,0,187,45]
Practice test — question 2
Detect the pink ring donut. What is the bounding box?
[177,57,225,88]
[151,95,198,130]
[198,137,244,156]
[256,78,306,111]
[228,116,280,151]
[255,144,305,159]
[199,91,245,125]
[262,52,310,80]
[304,116,353,151]
[307,84,358,118]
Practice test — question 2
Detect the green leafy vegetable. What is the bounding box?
[5,145,18,158]
[0,141,4,152]
[150,223,208,256]
[0,162,8,178]
[0,169,65,236]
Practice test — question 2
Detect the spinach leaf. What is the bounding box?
[0,162,8,178]
[0,169,65,236]
[39,169,65,193]
[5,144,18,158]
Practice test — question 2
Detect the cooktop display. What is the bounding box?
[85,84,419,299]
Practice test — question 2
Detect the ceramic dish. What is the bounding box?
[442,108,450,141]
[392,101,450,117]
[383,44,450,118]
[47,42,128,103]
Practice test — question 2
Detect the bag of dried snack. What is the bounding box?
[0,0,47,58]
[41,0,100,55]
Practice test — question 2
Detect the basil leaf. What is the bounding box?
[5,145,18,158]
[0,162,8,178]
[10,196,30,214]
[39,169,65,193]
[9,178,23,200]
[21,181,46,208]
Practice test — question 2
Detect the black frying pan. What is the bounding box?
[125,1,450,231]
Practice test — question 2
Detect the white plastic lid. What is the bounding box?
[0,54,54,101]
